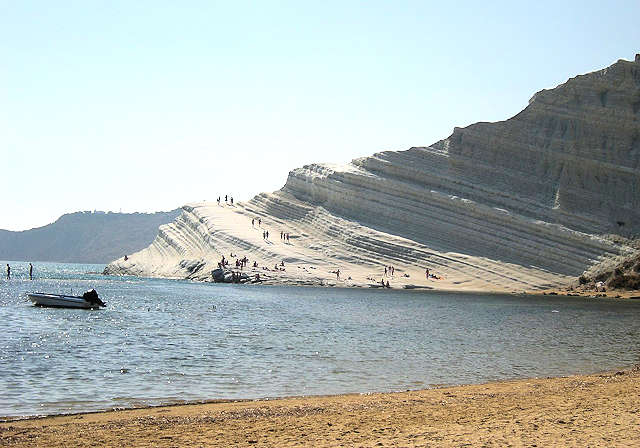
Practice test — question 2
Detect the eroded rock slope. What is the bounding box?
[104,56,640,291]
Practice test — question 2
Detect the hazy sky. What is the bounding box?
[2,1,639,230]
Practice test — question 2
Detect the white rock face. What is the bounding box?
[104,57,640,291]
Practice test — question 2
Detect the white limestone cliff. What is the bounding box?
[104,56,640,292]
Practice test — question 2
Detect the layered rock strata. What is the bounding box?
[104,56,640,291]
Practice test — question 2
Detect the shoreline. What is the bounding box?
[1,362,636,423]
[3,365,639,446]
[108,270,640,301]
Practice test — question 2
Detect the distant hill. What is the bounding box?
[0,209,182,264]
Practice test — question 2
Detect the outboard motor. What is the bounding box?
[82,289,106,307]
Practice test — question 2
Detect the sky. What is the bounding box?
[1,0,639,231]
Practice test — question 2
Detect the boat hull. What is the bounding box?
[28,293,102,309]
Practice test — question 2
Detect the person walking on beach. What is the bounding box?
[217,197,220,205]
[426,268,430,279]
[225,195,228,202]
[336,269,340,280]
[266,230,269,239]
[252,218,255,226]
[258,218,261,226]
[29,263,33,280]
[6,264,10,280]
[230,197,233,205]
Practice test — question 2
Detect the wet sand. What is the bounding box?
[3,366,639,447]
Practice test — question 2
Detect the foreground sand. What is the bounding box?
[3,367,639,447]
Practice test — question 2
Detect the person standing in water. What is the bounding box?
[6,264,10,280]
[29,263,33,280]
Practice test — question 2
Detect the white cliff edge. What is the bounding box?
[104,56,640,292]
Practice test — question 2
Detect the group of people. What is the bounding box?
[425,268,443,280]
[219,253,259,271]
[251,218,273,242]
[208,195,448,288]
[5,263,33,280]
[217,195,234,205]
[274,260,286,271]
[209,205,448,288]
[235,256,250,270]
[251,216,294,246]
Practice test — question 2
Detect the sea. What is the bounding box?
[1,260,640,419]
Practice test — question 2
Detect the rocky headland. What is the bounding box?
[1,209,181,264]
[104,55,640,292]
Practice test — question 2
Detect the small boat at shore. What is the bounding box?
[28,289,106,309]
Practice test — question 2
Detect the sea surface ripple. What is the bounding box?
[1,261,640,418]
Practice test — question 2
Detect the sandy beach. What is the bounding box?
[3,366,639,447]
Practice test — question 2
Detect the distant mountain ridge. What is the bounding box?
[0,209,181,264]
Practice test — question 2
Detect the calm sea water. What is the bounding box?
[1,260,640,418]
